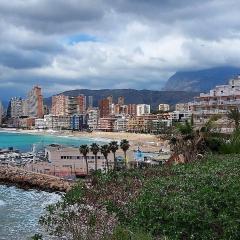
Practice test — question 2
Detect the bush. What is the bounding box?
[205,137,223,152]
[124,155,240,239]
[220,130,240,154]
[40,155,240,239]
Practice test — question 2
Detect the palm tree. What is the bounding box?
[79,145,89,175]
[90,143,100,171]
[120,139,130,167]
[228,108,240,130]
[100,144,111,172]
[109,141,119,170]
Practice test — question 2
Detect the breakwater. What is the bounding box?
[0,166,73,192]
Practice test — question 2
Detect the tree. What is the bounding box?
[101,144,111,172]
[120,139,130,167]
[79,145,89,175]
[109,141,119,170]
[90,143,100,171]
[228,108,240,130]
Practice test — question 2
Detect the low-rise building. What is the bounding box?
[169,111,192,122]
[114,117,128,131]
[188,75,240,127]
[175,103,190,111]
[97,117,117,131]
[45,145,114,175]
[44,114,71,130]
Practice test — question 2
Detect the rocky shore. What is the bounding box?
[0,166,73,192]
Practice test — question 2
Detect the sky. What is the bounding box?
[1,0,240,100]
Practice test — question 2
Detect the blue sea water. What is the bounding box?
[0,131,104,152]
[0,185,61,240]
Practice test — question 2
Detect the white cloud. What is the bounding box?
[1,0,240,98]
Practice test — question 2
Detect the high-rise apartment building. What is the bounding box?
[118,96,125,106]
[9,97,24,118]
[52,95,67,116]
[87,109,99,130]
[22,99,29,116]
[127,104,137,116]
[88,96,93,109]
[137,104,151,116]
[107,95,113,105]
[66,96,77,116]
[76,95,86,114]
[28,86,44,118]
[100,98,110,118]
[0,101,3,125]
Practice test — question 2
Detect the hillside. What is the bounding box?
[44,89,198,110]
[40,154,240,239]
[164,66,240,92]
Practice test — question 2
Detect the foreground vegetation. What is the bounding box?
[36,154,240,239]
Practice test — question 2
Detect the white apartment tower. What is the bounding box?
[136,104,151,116]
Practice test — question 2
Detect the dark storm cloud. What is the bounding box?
[0,0,240,100]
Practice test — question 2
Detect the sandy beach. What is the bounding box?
[0,128,164,151]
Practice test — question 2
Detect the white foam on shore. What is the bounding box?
[0,128,111,144]
[0,200,6,206]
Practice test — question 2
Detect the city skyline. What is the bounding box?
[1,1,240,100]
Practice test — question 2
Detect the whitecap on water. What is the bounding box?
[0,199,6,206]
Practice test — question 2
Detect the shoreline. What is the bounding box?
[0,127,161,148]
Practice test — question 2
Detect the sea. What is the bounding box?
[0,130,104,240]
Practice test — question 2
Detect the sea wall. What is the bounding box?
[0,166,73,192]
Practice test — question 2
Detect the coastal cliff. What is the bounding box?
[0,166,73,192]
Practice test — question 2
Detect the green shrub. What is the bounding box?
[205,137,223,152]
[220,130,240,154]
[124,155,240,239]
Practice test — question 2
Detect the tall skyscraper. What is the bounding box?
[100,98,110,118]
[52,95,67,116]
[88,96,93,109]
[27,86,44,118]
[0,101,3,125]
[66,96,78,116]
[76,95,86,114]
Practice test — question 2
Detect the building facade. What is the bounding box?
[136,104,151,116]
[158,104,170,112]
[27,86,44,118]
[189,75,240,126]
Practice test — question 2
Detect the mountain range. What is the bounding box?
[163,66,240,92]
[44,89,198,110]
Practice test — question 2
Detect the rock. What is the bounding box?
[0,166,73,192]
